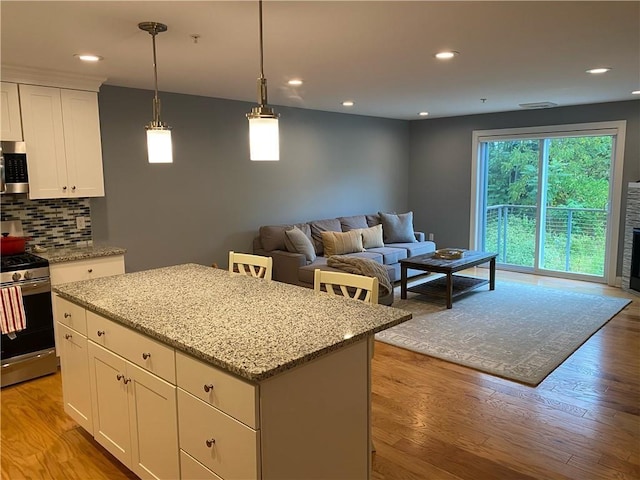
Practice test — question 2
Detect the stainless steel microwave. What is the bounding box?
[0,141,29,194]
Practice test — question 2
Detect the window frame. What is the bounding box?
[470,121,627,285]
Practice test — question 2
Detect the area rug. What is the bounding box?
[375,281,631,385]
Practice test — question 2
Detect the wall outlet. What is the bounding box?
[76,216,86,229]
[428,233,435,241]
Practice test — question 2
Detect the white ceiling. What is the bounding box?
[1,1,638,120]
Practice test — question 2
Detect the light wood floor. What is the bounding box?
[1,270,638,480]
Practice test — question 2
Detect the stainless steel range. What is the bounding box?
[1,249,56,387]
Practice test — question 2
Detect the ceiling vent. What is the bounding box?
[519,101,558,109]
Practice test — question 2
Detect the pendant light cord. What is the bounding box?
[257,0,268,106]
[259,0,264,78]
[151,27,161,125]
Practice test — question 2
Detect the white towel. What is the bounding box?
[1,286,26,336]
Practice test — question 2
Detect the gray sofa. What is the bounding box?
[253,212,436,305]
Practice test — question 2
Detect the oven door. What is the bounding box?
[1,279,54,360]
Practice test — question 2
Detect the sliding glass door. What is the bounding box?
[472,122,626,284]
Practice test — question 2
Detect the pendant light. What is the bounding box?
[246,0,280,161]
[139,21,173,164]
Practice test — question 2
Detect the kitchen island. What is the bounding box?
[54,263,411,480]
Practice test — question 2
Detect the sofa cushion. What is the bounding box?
[284,226,316,263]
[321,230,364,256]
[357,224,384,249]
[260,223,311,252]
[310,218,342,255]
[379,211,417,243]
[365,246,408,265]
[388,240,436,257]
[366,213,381,227]
[338,215,369,232]
[260,225,290,252]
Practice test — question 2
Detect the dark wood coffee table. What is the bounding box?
[400,250,497,308]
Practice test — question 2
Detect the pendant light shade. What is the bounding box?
[246,0,280,161]
[139,21,172,164]
[248,108,279,161]
[146,128,172,164]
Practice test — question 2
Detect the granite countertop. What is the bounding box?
[53,263,412,382]
[37,245,126,264]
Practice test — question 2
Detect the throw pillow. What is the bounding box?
[366,213,381,227]
[321,230,364,257]
[284,226,317,263]
[379,211,417,243]
[358,224,384,249]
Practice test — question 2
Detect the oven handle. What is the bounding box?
[2,349,56,369]
[14,280,51,296]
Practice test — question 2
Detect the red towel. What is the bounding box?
[1,286,26,335]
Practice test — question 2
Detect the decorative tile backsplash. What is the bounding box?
[0,196,93,248]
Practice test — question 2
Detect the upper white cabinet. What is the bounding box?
[0,82,23,141]
[19,84,105,199]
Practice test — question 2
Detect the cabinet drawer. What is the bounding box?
[176,351,258,429]
[178,389,259,480]
[50,255,124,285]
[87,311,175,383]
[55,296,87,335]
[180,450,223,480]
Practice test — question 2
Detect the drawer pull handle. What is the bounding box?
[117,374,124,381]
[203,384,214,393]
[88,269,93,273]
[142,352,151,360]
[205,438,216,448]
[97,330,105,337]
[123,377,131,384]
[64,313,71,318]
[64,333,72,340]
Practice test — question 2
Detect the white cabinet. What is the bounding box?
[0,82,22,140]
[59,299,372,480]
[50,255,125,288]
[176,352,260,479]
[178,389,259,480]
[88,342,131,466]
[56,298,92,434]
[180,451,223,480]
[19,84,104,199]
[88,330,179,479]
[51,254,125,355]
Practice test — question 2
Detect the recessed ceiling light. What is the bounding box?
[434,51,458,60]
[418,112,429,116]
[342,101,354,107]
[586,67,611,74]
[288,79,303,86]
[632,90,640,95]
[74,54,103,62]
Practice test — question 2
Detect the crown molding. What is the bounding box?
[0,65,106,92]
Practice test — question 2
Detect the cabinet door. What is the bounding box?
[58,322,93,434]
[19,84,68,199]
[1,82,23,141]
[88,342,132,469]
[127,362,179,480]
[60,89,104,197]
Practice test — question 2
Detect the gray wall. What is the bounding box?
[409,100,640,276]
[92,86,410,272]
